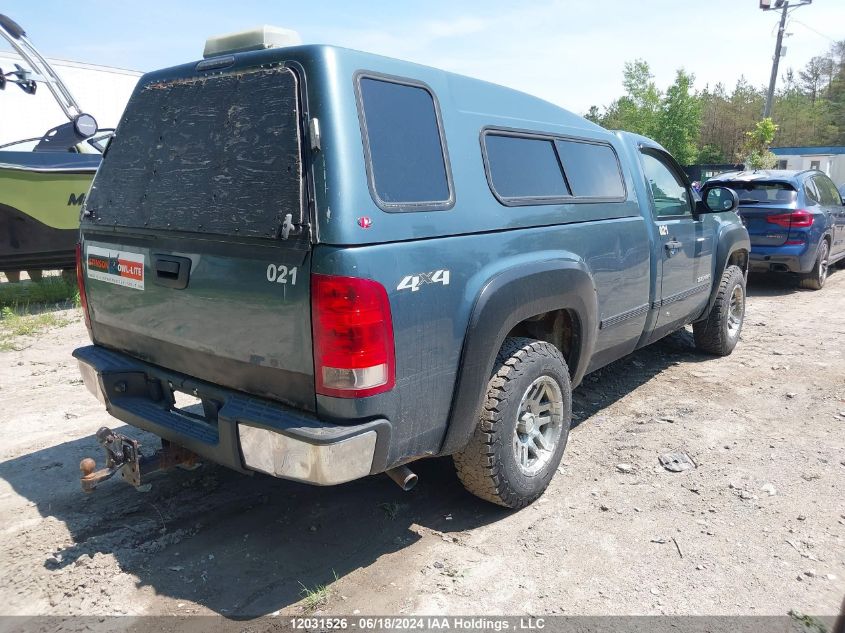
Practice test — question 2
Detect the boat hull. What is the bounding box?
[0,153,98,273]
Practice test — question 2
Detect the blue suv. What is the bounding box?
[703,170,845,290]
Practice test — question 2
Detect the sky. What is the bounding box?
[2,0,844,116]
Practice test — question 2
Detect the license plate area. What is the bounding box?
[168,384,221,426]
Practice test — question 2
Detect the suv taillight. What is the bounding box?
[767,210,813,229]
[75,243,91,332]
[311,274,395,398]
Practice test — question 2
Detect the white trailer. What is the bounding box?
[0,51,141,146]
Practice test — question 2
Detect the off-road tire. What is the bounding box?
[453,337,571,509]
[799,240,829,290]
[693,265,745,356]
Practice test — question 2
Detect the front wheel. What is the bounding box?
[799,240,829,290]
[693,265,746,356]
[453,337,571,509]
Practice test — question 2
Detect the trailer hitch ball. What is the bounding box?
[78,426,200,492]
[80,457,96,477]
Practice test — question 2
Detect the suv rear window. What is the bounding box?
[85,67,302,238]
[718,181,797,204]
[357,76,453,211]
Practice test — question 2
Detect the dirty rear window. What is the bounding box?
[85,66,302,238]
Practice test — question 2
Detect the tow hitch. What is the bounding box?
[79,427,198,493]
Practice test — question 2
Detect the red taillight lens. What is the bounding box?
[75,243,91,332]
[767,210,813,229]
[311,274,395,398]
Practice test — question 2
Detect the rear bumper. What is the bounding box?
[73,345,392,486]
[749,243,816,274]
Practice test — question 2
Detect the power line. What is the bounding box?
[789,19,837,43]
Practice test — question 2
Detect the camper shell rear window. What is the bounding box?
[85,66,302,238]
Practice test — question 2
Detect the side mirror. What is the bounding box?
[698,186,739,214]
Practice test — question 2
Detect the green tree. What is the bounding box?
[601,59,661,137]
[825,40,845,144]
[589,41,844,164]
[655,69,702,164]
[741,118,778,169]
[584,105,602,124]
[697,144,726,163]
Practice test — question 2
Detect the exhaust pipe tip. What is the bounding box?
[386,465,418,491]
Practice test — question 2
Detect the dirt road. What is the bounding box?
[1,271,843,619]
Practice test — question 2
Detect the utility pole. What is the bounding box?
[760,0,812,118]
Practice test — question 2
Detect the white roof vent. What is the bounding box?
[203,25,302,58]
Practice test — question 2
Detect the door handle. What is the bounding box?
[665,239,683,255]
[153,254,192,289]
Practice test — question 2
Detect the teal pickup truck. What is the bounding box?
[73,29,750,509]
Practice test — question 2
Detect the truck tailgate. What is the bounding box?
[80,63,314,410]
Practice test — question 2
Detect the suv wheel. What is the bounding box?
[453,337,571,509]
[693,265,746,356]
[799,240,829,290]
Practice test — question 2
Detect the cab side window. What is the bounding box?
[639,151,693,218]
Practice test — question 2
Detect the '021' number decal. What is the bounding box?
[397,269,450,292]
[266,264,298,285]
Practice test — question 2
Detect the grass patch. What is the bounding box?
[788,610,829,633]
[298,571,338,613]
[0,305,72,351]
[0,276,79,311]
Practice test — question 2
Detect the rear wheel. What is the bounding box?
[799,240,829,290]
[693,265,745,356]
[453,337,571,509]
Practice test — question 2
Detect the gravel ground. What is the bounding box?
[0,270,843,619]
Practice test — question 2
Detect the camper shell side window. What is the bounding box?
[354,72,454,212]
[480,128,627,207]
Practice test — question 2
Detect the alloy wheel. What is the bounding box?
[727,284,744,338]
[512,376,564,476]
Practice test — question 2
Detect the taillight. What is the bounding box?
[311,274,395,398]
[75,243,91,332]
[767,210,813,229]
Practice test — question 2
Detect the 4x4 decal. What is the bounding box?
[397,269,450,292]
